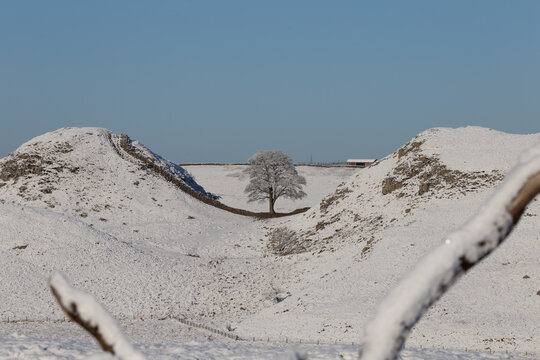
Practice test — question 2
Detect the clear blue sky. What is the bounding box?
[1,1,539,163]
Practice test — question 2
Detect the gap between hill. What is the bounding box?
[108,133,309,218]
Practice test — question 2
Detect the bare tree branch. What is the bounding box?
[507,171,540,222]
[49,272,146,360]
[50,285,115,355]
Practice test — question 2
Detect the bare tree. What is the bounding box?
[244,150,306,214]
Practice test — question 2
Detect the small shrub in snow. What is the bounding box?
[268,227,305,255]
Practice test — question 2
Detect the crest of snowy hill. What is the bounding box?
[0,128,234,243]
[115,132,218,199]
[271,127,540,255]
[0,127,216,203]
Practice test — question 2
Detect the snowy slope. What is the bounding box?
[271,127,538,254]
[0,128,288,327]
[0,126,539,359]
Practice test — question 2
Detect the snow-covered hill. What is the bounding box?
[237,127,540,355]
[0,128,284,327]
[268,127,537,254]
[0,128,216,237]
[1,126,539,359]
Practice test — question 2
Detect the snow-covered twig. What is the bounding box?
[49,272,146,360]
[359,143,540,360]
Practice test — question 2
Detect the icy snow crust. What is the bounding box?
[0,126,539,359]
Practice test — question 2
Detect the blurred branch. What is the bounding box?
[50,283,114,354]
[49,272,146,360]
[507,171,540,222]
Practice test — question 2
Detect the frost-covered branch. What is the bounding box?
[359,143,540,360]
[49,272,146,360]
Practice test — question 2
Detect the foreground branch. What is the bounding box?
[507,171,540,222]
[50,272,146,360]
[359,144,540,360]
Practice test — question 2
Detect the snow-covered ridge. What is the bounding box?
[0,127,215,204]
[275,126,540,256]
[111,132,218,199]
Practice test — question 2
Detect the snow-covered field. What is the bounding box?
[2,333,533,360]
[183,164,358,213]
[0,126,539,359]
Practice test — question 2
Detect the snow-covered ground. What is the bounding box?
[2,332,534,360]
[0,126,539,359]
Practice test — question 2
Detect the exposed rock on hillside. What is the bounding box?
[381,138,503,197]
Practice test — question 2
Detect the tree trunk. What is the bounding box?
[269,188,275,214]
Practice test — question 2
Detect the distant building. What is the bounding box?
[346,159,377,167]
